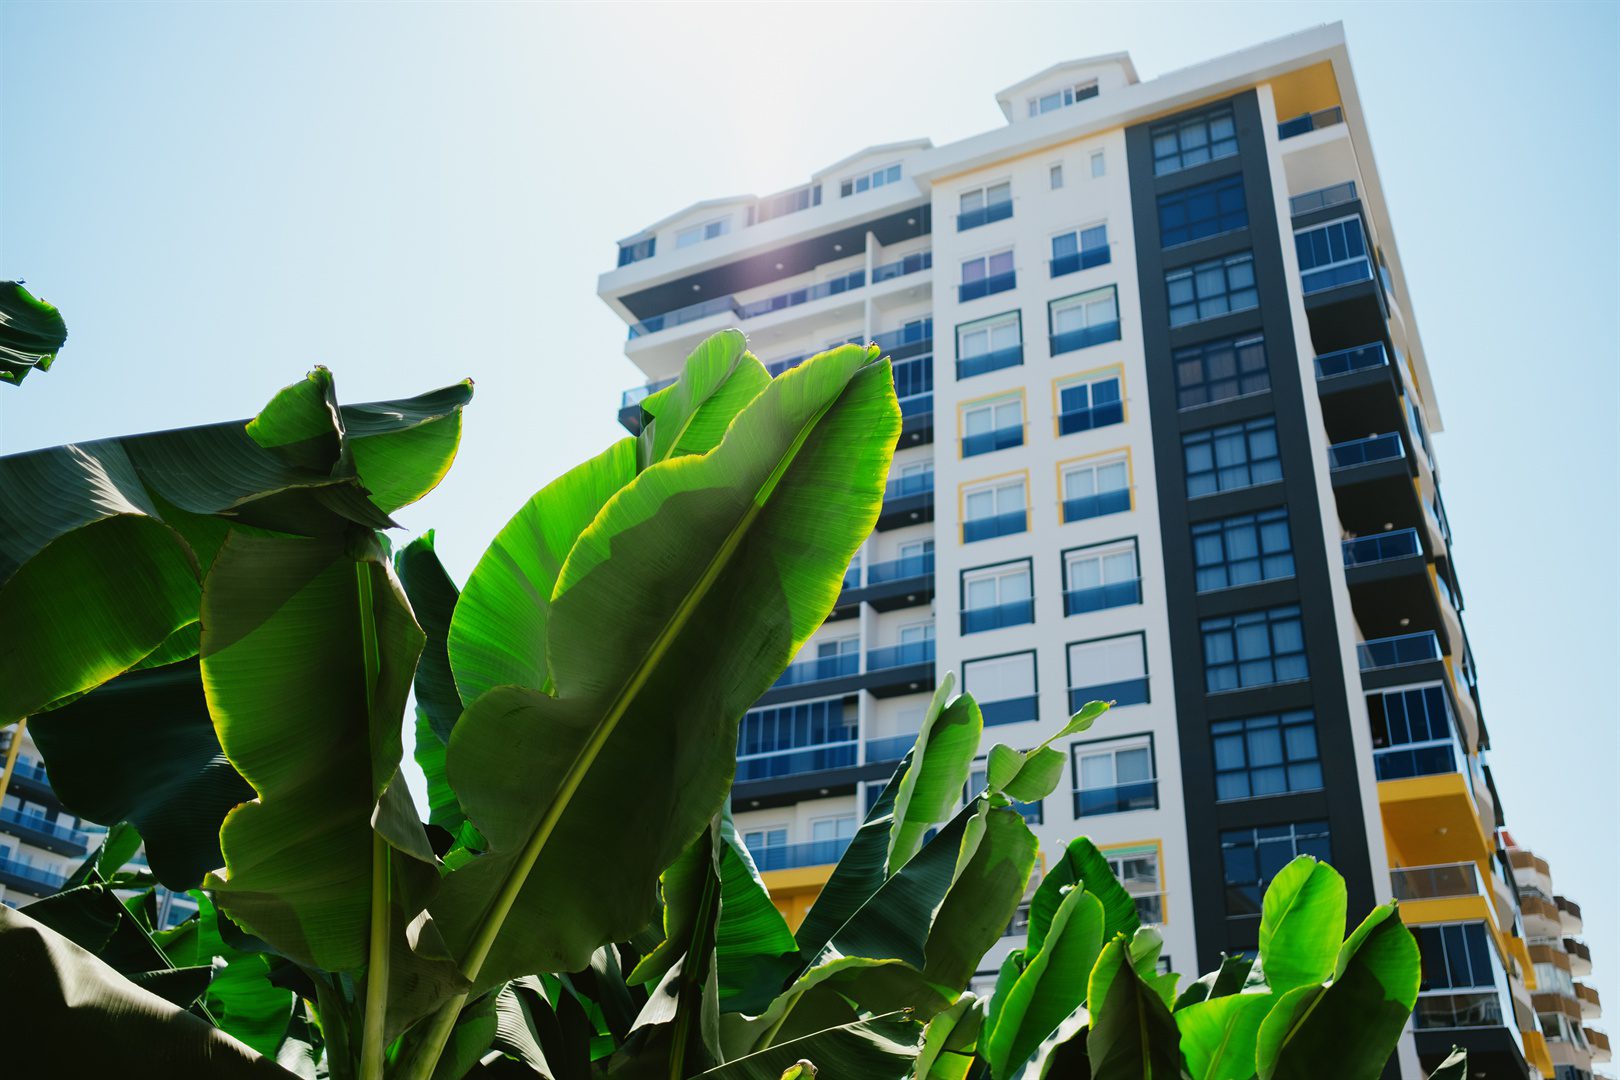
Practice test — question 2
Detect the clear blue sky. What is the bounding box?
[4,1,1616,1004]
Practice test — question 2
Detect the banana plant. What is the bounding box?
[0,279,67,385]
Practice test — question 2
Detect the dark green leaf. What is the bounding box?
[0,280,68,384]
[697,1012,922,1079]
[1028,837,1138,957]
[921,804,1038,991]
[983,884,1105,1077]
[1086,935,1183,1080]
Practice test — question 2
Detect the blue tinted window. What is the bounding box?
[1166,252,1258,326]
[1158,175,1248,247]
[1152,105,1239,176]
[1183,416,1282,497]
[1212,710,1322,800]
[1192,508,1295,591]
[1201,605,1308,692]
[1174,334,1268,409]
[1220,821,1331,916]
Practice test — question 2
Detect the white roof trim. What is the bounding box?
[616,194,754,246]
[810,138,933,181]
[994,53,1139,119]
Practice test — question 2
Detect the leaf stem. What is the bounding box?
[360,831,391,1080]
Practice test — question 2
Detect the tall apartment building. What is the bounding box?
[1505,836,1611,1080]
[598,24,1553,1078]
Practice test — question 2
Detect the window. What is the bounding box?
[810,815,856,844]
[964,652,1037,727]
[1073,736,1157,816]
[962,397,1024,457]
[744,827,788,853]
[1090,151,1106,178]
[1166,251,1258,326]
[1174,333,1269,409]
[1050,224,1110,276]
[959,183,1013,231]
[753,184,821,223]
[962,561,1034,634]
[617,236,655,267]
[1220,821,1332,916]
[1028,81,1098,117]
[1049,286,1121,354]
[1061,455,1130,523]
[1294,217,1373,293]
[736,699,856,780]
[1192,508,1295,591]
[1414,923,1495,991]
[1064,540,1140,615]
[956,312,1023,379]
[675,217,730,249]
[1201,605,1308,692]
[1212,710,1322,800]
[960,249,1016,301]
[1050,163,1064,190]
[1068,633,1148,711]
[840,163,902,197]
[1158,175,1248,247]
[963,476,1027,542]
[1104,844,1164,924]
[1056,371,1124,435]
[1367,685,1459,780]
[1183,416,1282,497]
[1152,105,1239,176]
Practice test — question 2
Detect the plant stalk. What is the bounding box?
[356,561,390,1080]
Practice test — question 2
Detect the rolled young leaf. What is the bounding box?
[886,675,981,874]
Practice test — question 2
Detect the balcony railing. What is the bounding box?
[1064,579,1141,616]
[1050,321,1122,356]
[872,251,933,284]
[620,377,678,410]
[867,639,935,672]
[864,551,934,586]
[1328,432,1404,470]
[1050,246,1111,278]
[1277,106,1345,140]
[1074,779,1158,817]
[1412,991,1504,1030]
[1301,256,1374,295]
[956,345,1023,380]
[874,319,934,360]
[1342,528,1422,568]
[749,836,855,872]
[0,856,66,890]
[773,652,859,688]
[865,733,919,764]
[736,740,857,782]
[1314,342,1388,380]
[1357,630,1442,671]
[1069,678,1148,712]
[957,200,1013,232]
[962,509,1027,543]
[0,809,90,847]
[736,269,866,320]
[962,424,1024,458]
[1062,487,1131,523]
[1289,181,1358,216]
[628,296,740,339]
[1391,862,1480,902]
[959,271,1017,303]
[1057,400,1124,435]
[885,471,934,501]
[980,696,1039,727]
[961,598,1034,635]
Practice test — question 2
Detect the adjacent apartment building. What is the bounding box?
[598,24,1577,1078]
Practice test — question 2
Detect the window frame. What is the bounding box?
[1173,333,1270,410]
[1166,250,1259,327]
[962,649,1040,728]
[1053,366,1126,436]
[1211,709,1323,802]
[1061,536,1142,616]
[960,557,1035,634]
[1066,631,1149,708]
[1070,731,1159,817]
[1151,105,1239,176]
[1099,839,1167,925]
[1058,450,1133,523]
[1048,285,1122,353]
[1090,151,1106,178]
[959,471,1030,544]
[1182,415,1283,498]
[1157,174,1249,248]
[839,162,903,198]
[960,392,1026,459]
[1191,507,1296,593]
[1199,604,1309,693]
[675,216,731,249]
[1219,819,1333,917]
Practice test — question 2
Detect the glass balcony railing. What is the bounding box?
[1357,630,1442,671]
[1050,246,1111,278]
[735,741,857,782]
[1050,321,1122,355]
[629,296,741,338]
[867,639,935,672]
[864,551,934,586]
[885,471,934,501]
[748,836,855,872]
[874,319,934,359]
[1277,105,1344,140]
[841,565,861,591]
[0,810,90,847]
[1314,342,1388,380]
[9,756,49,784]
[898,392,933,420]
[960,598,1034,635]
[1062,487,1131,523]
[1301,257,1374,295]
[958,271,1017,303]
[1069,678,1149,712]
[1328,432,1404,470]
[1342,528,1422,568]
[980,696,1039,727]
[1057,400,1124,435]
[962,424,1024,457]
[1074,779,1158,817]
[1412,992,1504,1031]
[865,733,919,764]
[956,345,1023,380]
[773,652,859,688]
[620,377,678,410]
[872,251,933,284]
[1289,181,1358,216]
[735,269,866,320]
[957,200,1013,232]
[962,509,1027,543]
[1064,579,1141,616]
[1391,862,1481,902]
[765,352,816,377]
[890,352,933,401]
[0,856,66,889]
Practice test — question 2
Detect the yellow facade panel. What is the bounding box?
[1269,61,1342,124]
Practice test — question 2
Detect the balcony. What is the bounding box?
[1056,399,1123,436]
[773,652,859,689]
[1290,181,1358,217]
[736,268,866,320]
[750,836,855,872]
[1391,862,1481,903]
[874,319,934,361]
[1412,991,1505,1031]
[1565,938,1593,976]
[1050,246,1111,278]
[627,295,739,339]
[956,344,1023,380]
[958,271,1016,304]
[1587,1027,1610,1061]
[1277,105,1345,141]
[864,640,936,697]
[962,509,1027,544]
[866,552,933,588]
[1315,342,1388,381]
[1329,432,1405,471]
[1063,578,1141,616]
[0,855,66,898]
[961,424,1024,458]
[957,200,1013,232]
[1519,894,1561,938]
[877,470,934,531]
[1557,896,1584,935]
[1576,982,1601,1019]
[960,598,1034,635]
[1074,778,1158,818]
[1069,678,1148,713]
[865,732,919,765]
[871,251,933,286]
[1358,631,1443,672]
[979,695,1039,727]
[2,755,56,805]
[1342,528,1422,569]
[736,739,858,783]
[1050,321,1122,356]
[847,552,934,613]
[0,808,91,857]
[1062,487,1131,524]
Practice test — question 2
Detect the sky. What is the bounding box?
[3,0,1616,1009]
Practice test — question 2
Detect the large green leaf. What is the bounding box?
[887,675,982,874]
[698,1012,922,1079]
[0,905,292,1076]
[726,955,949,1058]
[1174,953,1257,1010]
[638,328,770,466]
[914,992,983,1080]
[1257,856,1346,996]
[1254,903,1420,1080]
[1028,837,1138,957]
[160,892,298,1058]
[1086,935,1184,1080]
[983,884,1105,1077]
[921,802,1038,990]
[0,280,67,385]
[1175,992,1274,1080]
[431,345,899,988]
[713,810,800,1012]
